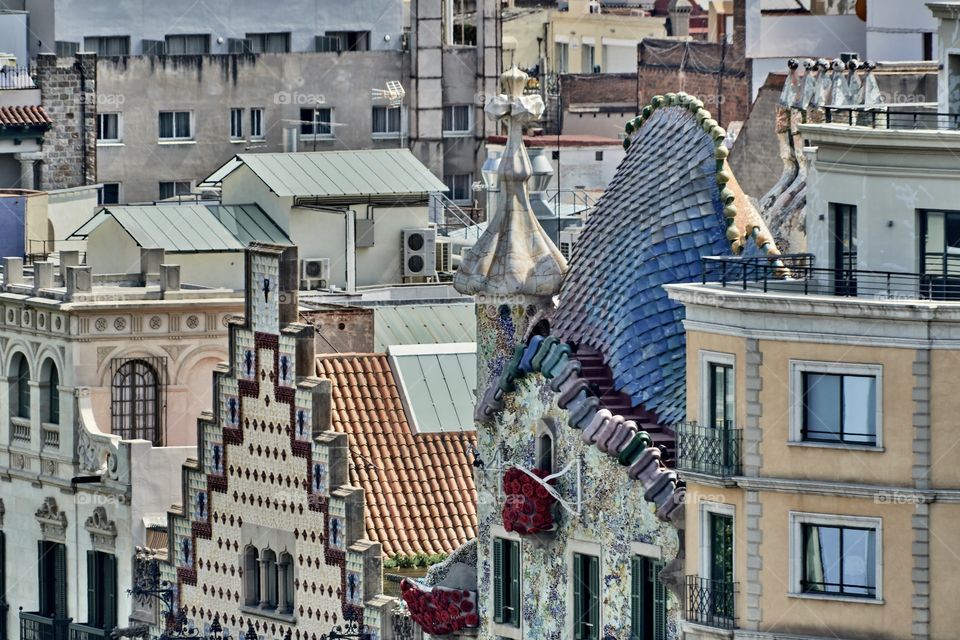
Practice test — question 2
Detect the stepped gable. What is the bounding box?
[316,353,478,558]
[165,244,385,638]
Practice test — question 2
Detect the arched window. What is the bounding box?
[111,359,161,444]
[40,359,60,424]
[259,548,277,609]
[243,546,260,607]
[277,552,294,614]
[10,353,30,419]
[538,432,553,474]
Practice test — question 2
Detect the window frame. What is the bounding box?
[371,106,402,138]
[98,183,121,206]
[492,536,521,629]
[789,360,883,450]
[443,173,473,204]
[631,552,667,640]
[788,511,883,604]
[245,32,291,53]
[230,107,244,141]
[158,110,194,142]
[250,108,265,140]
[12,352,30,420]
[571,549,600,640]
[164,33,211,55]
[698,350,735,429]
[96,113,122,144]
[82,36,130,56]
[698,501,735,583]
[442,104,473,136]
[299,107,334,139]
[86,550,117,629]
[159,181,192,201]
[110,358,164,445]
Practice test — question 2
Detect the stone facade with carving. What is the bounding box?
[0,250,242,632]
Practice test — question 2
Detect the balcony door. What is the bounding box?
[831,203,857,296]
[708,513,734,619]
[920,210,960,299]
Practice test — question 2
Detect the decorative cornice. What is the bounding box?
[85,506,118,551]
[36,496,67,541]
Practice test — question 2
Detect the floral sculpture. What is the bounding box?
[502,466,557,534]
[400,579,479,636]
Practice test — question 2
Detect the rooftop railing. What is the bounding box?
[701,254,960,302]
[824,106,960,131]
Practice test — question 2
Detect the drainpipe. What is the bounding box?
[345,209,357,293]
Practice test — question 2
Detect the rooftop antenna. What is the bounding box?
[371,81,407,149]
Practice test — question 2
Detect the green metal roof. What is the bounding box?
[373,303,476,350]
[199,157,242,187]
[70,204,289,252]
[388,343,477,434]
[235,149,448,198]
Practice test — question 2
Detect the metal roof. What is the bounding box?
[70,204,289,252]
[373,303,476,350]
[198,157,242,187]
[388,343,477,434]
[234,149,448,198]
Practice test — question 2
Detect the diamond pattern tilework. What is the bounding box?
[553,106,731,425]
[316,354,477,558]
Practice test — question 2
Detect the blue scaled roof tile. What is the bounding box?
[553,105,731,426]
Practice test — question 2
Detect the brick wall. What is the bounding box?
[34,53,97,191]
[301,307,376,354]
[727,73,784,200]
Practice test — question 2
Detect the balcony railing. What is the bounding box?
[68,623,111,640]
[824,106,960,131]
[676,422,742,477]
[0,67,35,90]
[19,612,70,640]
[701,254,960,301]
[685,576,737,630]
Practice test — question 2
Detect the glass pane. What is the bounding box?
[159,112,173,138]
[389,107,401,132]
[318,109,331,135]
[805,525,841,593]
[804,373,841,441]
[175,112,190,137]
[709,513,733,583]
[842,528,876,596]
[842,375,876,444]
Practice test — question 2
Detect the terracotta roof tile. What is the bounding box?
[0,105,52,127]
[316,353,477,558]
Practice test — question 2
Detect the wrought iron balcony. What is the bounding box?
[676,422,742,477]
[19,612,70,640]
[701,254,960,302]
[67,624,111,640]
[824,106,960,131]
[685,576,737,630]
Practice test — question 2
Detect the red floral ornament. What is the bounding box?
[502,467,558,534]
[400,579,480,636]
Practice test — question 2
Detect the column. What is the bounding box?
[275,560,290,614]
[14,152,42,190]
[258,557,273,608]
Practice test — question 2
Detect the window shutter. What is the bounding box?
[573,555,582,640]
[492,538,504,624]
[54,544,67,619]
[588,555,600,640]
[38,542,47,615]
[509,540,520,627]
[104,554,118,630]
[630,557,642,640]
[652,559,667,640]
[87,550,98,626]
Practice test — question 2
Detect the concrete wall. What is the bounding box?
[25,0,403,56]
[0,10,28,63]
[867,0,938,61]
[84,215,141,274]
[548,12,666,74]
[46,184,99,240]
[0,192,26,256]
[95,52,405,203]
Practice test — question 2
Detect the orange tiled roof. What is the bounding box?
[0,105,52,127]
[316,353,477,558]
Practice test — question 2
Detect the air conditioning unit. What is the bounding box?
[436,237,453,273]
[558,226,584,261]
[300,258,330,290]
[401,228,437,279]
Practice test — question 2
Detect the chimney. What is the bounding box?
[140,248,165,281]
[60,251,80,281]
[160,264,181,294]
[3,257,24,286]
[65,266,93,298]
[34,261,55,292]
[278,245,300,325]
[669,0,692,38]
[283,127,298,153]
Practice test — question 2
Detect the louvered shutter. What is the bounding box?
[54,544,67,619]
[104,554,117,630]
[493,538,504,624]
[87,551,98,626]
[509,541,520,627]
[653,559,667,640]
[588,554,600,640]
[573,554,583,640]
[630,556,642,640]
[38,542,47,615]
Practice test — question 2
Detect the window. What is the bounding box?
[830,203,857,295]
[260,548,277,607]
[243,546,260,606]
[442,105,472,134]
[631,556,666,640]
[277,552,295,613]
[299,108,333,137]
[230,108,244,139]
[697,502,735,622]
[165,34,211,55]
[83,36,130,56]
[791,513,881,601]
[158,111,192,140]
[708,362,734,429]
[227,38,252,54]
[802,372,877,446]
[38,541,67,618]
[41,361,60,425]
[444,173,473,204]
[246,32,291,53]
[372,106,401,136]
[555,42,569,73]
[111,359,162,445]
[250,108,264,139]
[159,181,192,200]
[920,209,960,299]
[98,183,120,205]
[11,353,30,420]
[97,113,120,142]
[581,43,596,73]
[923,32,933,61]
[85,551,117,630]
[573,552,599,640]
[595,151,603,162]
[492,537,520,627]
[316,31,370,52]
[538,432,553,474]
[56,41,79,57]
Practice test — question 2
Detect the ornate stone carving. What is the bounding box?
[86,506,118,551]
[97,346,114,367]
[36,497,67,541]
[161,344,184,361]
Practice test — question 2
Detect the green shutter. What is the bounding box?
[493,538,504,624]
[509,540,520,627]
[588,554,600,640]
[54,544,67,619]
[630,557,642,640]
[652,560,666,640]
[104,554,117,630]
[87,551,97,626]
[573,554,583,640]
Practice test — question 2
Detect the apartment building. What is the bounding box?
[667,4,960,639]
